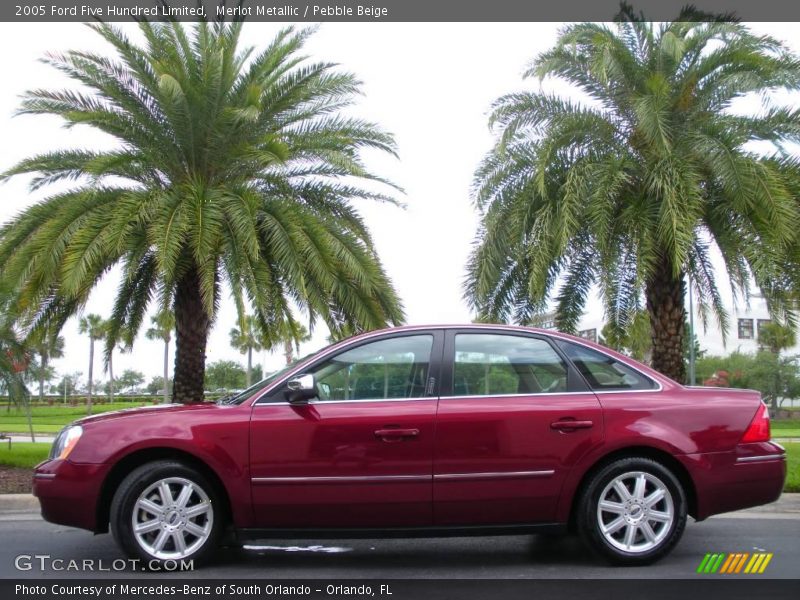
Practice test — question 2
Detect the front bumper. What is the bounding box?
[32,459,109,532]
[679,442,787,520]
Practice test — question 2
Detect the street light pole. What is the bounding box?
[688,278,696,386]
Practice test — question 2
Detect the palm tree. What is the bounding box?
[78,313,105,415]
[146,310,175,404]
[0,23,404,402]
[280,322,310,366]
[31,326,64,404]
[229,315,264,387]
[104,335,126,404]
[1,288,35,440]
[600,310,651,363]
[467,7,800,382]
[0,316,34,441]
[758,321,796,355]
[258,313,311,366]
[0,337,34,442]
[326,322,359,344]
[106,339,115,403]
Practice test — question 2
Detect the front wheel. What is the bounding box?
[110,460,222,568]
[577,457,687,565]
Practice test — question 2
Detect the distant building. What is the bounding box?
[533,291,800,358]
[531,312,599,343]
[687,291,799,357]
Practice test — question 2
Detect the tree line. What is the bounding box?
[1,311,308,408]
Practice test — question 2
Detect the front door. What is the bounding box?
[433,330,603,526]
[249,332,442,528]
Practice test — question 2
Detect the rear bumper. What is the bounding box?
[32,459,109,532]
[679,442,786,520]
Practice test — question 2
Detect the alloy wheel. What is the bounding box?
[596,470,675,553]
[131,476,214,560]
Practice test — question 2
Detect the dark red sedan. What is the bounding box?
[33,325,786,567]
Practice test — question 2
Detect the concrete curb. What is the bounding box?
[733,492,800,515]
[0,493,39,512]
[5,435,55,444]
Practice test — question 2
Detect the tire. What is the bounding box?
[110,460,222,568]
[577,457,687,565]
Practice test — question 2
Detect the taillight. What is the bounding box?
[741,403,771,443]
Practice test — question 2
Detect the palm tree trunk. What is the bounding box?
[646,258,686,383]
[38,355,46,404]
[163,339,169,405]
[173,267,210,403]
[86,339,94,415]
[284,339,293,366]
[246,347,252,387]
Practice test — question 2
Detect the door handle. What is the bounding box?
[374,428,419,442]
[550,419,593,431]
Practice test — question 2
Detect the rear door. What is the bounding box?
[433,329,604,526]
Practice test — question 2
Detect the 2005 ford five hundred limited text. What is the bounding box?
[32,324,786,567]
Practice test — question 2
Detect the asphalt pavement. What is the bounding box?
[0,505,797,579]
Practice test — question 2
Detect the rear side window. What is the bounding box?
[556,340,657,391]
[451,334,568,396]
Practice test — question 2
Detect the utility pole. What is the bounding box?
[688,279,696,386]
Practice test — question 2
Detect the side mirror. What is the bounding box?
[285,374,316,403]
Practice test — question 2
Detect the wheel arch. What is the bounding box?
[565,445,698,532]
[95,447,233,534]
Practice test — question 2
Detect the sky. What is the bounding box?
[0,21,797,387]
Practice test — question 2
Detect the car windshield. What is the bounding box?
[217,350,321,405]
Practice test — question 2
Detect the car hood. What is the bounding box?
[74,402,221,427]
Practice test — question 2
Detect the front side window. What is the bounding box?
[309,335,433,401]
[557,341,657,391]
[451,334,568,396]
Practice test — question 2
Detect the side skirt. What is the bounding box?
[235,523,567,542]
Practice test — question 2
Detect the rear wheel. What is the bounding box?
[110,460,222,568]
[577,457,687,565]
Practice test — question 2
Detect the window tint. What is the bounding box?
[452,334,568,396]
[309,335,433,401]
[557,341,657,391]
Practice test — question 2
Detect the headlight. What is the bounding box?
[49,425,83,460]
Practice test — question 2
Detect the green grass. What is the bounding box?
[0,402,150,434]
[783,442,800,493]
[775,429,800,438]
[772,419,800,439]
[0,442,50,469]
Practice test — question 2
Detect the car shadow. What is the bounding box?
[206,534,598,573]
